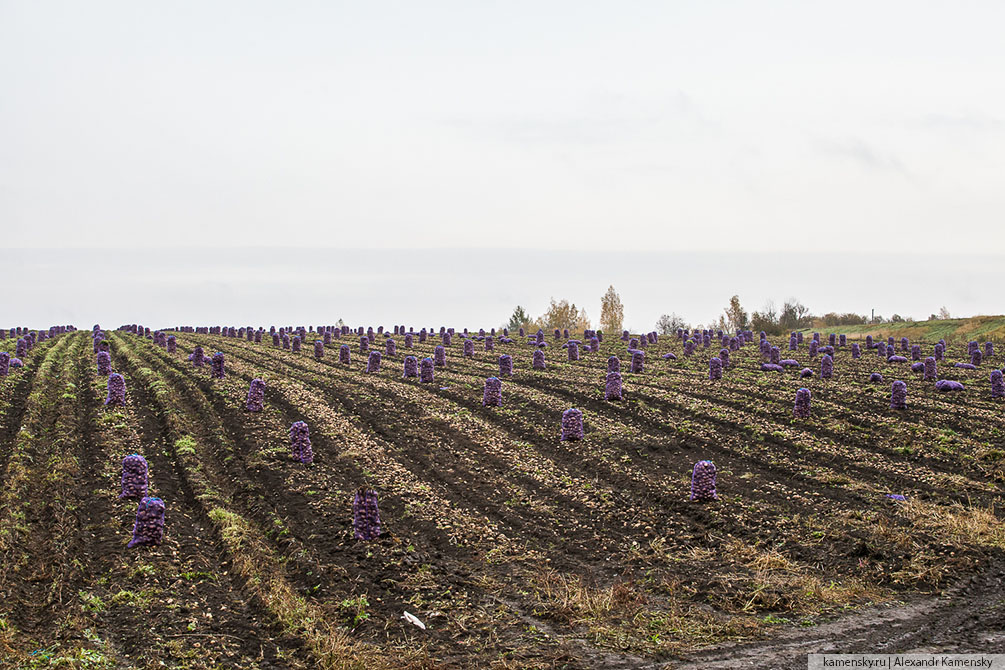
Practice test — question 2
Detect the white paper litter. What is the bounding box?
[402,611,426,630]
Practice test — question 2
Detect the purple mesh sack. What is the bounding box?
[191,346,205,367]
[315,340,325,359]
[690,461,717,501]
[292,336,301,354]
[386,339,396,357]
[359,336,369,353]
[935,380,964,392]
[631,351,644,373]
[991,370,1004,399]
[290,421,313,464]
[246,378,266,411]
[793,388,811,418]
[403,355,418,378]
[608,356,620,373]
[366,351,381,373]
[352,487,381,541]
[499,354,513,376]
[821,354,833,379]
[533,349,546,370]
[605,372,622,400]
[420,357,435,383]
[567,342,579,361]
[560,408,583,441]
[211,352,225,379]
[799,367,813,378]
[339,344,351,365]
[483,377,502,407]
[434,345,446,368]
[128,497,165,548]
[97,351,112,376]
[890,380,907,410]
[923,357,937,381]
[852,344,861,359]
[119,454,148,499]
[709,357,722,380]
[105,373,126,406]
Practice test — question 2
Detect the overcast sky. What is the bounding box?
[2,2,1003,326]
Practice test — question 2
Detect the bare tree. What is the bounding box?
[655,313,687,335]
[722,295,748,332]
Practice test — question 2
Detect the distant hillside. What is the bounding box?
[804,315,1005,343]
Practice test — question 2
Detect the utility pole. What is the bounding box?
[871,308,874,323]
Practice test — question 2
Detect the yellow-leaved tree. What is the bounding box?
[599,285,624,334]
[533,298,591,334]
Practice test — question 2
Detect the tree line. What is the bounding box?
[504,289,952,337]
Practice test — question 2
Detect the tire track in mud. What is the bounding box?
[673,555,1005,668]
